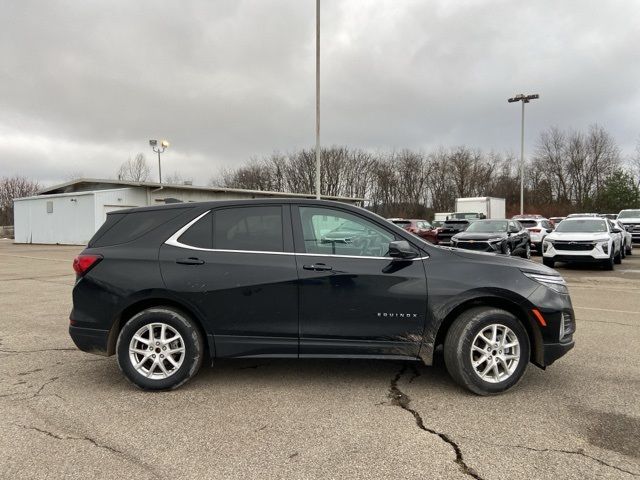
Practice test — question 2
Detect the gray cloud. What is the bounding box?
[1,0,639,186]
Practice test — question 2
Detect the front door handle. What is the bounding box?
[176,257,205,265]
[303,263,333,271]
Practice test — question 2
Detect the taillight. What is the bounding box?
[528,228,541,233]
[72,254,103,276]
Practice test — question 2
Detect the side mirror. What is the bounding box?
[389,240,418,259]
[612,227,622,233]
[546,229,553,233]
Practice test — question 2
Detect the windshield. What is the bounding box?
[618,210,640,219]
[555,219,608,233]
[465,220,508,233]
[519,220,538,228]
[333,221,366,232]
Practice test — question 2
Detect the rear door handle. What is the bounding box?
[176,257,205,265]
[303,263,333,271]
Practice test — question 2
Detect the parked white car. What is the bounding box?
[617,209,640,244]
[543,217,623,270]
[514,217,554,255]
[615,219,633,256]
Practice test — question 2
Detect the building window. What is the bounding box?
[46,201,53,214]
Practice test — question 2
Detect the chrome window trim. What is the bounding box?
[165,209,429,260]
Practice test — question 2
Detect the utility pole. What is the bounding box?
[315,0,321,199]
[508,94,539,215]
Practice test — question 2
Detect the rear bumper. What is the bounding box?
[543,340,575,366]
[69,325,109,356]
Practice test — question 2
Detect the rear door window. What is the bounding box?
[214,206,284,252]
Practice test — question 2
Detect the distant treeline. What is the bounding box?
[213,125,640,218]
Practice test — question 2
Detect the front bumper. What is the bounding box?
[452,240,501,252]
[69,325,109,355]
[543,340,575,366]
[543,243,609,261]
[526,285,575,367]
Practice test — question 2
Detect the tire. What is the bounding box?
[444,307,530,396]
[603,252,614,270]
[116,307,204,391]
[614,247,622,265]
[543,257,555,268]
[626,242,633,255]
[621,244,626,259]
[520,243,531,259]
[502,243,512,256]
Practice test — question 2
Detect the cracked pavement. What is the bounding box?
[1,240,639,479]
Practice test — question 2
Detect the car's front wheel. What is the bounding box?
[444,307,530,395]
[521,243,531,259]
[116,307,204,390]
[614,246,622,264]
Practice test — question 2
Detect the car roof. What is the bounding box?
[114,198,365,215]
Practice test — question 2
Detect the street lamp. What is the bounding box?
[149,139,170,184]
[508,94,539,215]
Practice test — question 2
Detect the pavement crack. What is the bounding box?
[461,437,639,477]
[388,364,484,480]
[0,347,76,355]
[13,423,166,478]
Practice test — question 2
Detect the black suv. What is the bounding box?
[70,199,575,395]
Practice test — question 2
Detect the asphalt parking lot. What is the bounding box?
[0,240,638,479]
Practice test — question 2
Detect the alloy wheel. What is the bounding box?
[128,323,185,379]
[470,324,521,383]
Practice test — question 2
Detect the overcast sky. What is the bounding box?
[1,0,639,186]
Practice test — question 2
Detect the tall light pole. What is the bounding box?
[508,94,539,215]
[315,0,321,199]
[149,139,170,184]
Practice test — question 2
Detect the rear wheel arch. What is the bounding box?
[431,296,543,366]
[107,297,211,357]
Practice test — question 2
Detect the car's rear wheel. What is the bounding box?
[543,257,555,268]
[116,307,204,390]
[444,307,530,395]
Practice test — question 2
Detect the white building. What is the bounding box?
[14,178,363,245]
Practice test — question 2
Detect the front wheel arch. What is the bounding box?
[430,296,543,367]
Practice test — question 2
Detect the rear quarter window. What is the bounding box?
[91,208,188,247]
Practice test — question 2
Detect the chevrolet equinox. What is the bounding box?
[69,199,575,395]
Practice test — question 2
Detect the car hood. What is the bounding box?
[452,232,506,241]
[618,217,640,224]
[546,232,609,241]
[443,246,557,275]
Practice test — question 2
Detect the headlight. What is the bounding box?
[522,272,569,294]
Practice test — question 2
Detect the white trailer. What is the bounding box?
[454,197,506,219]
[434,212,453,222]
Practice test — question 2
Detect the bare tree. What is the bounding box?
[0,176,40,225]
[164,171,194,185]
[117,153,151,182]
